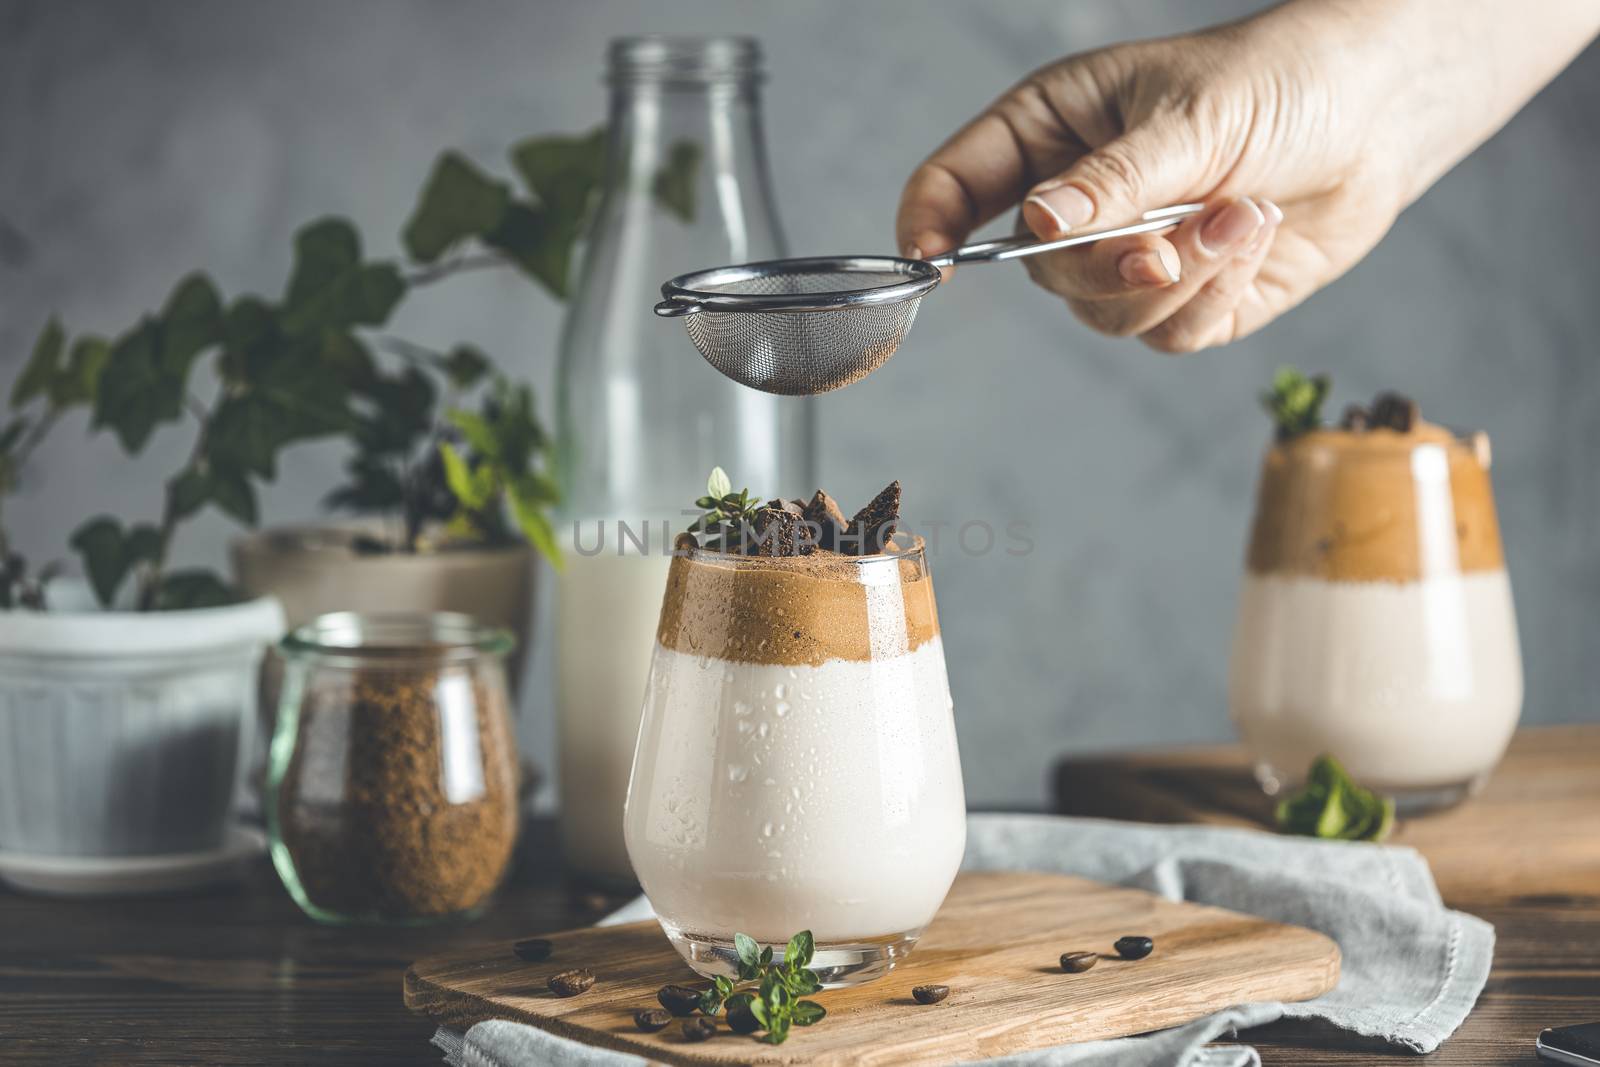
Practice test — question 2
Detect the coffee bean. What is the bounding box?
[657,983,704,1016]
[682,1016,717,1041]
[512,938,552,963]
[912,984,950,1004]
[727,1003,760,1034]
[1113,936,1154,960]
[633,1008,671,1032]
[548,969,594,997]
[1059,951,1098,973]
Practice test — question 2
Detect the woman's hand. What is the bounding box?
[896,0,1599,353]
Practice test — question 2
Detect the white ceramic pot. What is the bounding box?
[0,595,285,857]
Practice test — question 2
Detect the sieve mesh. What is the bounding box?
[662,259,936,395]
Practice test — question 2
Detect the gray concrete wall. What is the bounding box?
[3,1,1596,807]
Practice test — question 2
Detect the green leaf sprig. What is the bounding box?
[1260,366,1330,440]
[687,467,763,551]
[1275,754,1395,842]
[695,930,826,1045]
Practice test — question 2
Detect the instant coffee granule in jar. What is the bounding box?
[268,613,519,924]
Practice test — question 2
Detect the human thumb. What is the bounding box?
[1021,119,1200,236]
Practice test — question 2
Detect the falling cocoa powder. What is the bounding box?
[274,664,518,921]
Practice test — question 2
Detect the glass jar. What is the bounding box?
[554,36,815,886]
[624,535,966,987]
[267,613,519,924]
[1228,424,1522,813]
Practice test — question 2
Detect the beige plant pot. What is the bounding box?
[230,522,535,655]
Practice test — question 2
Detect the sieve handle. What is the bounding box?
[925,203,1205,268]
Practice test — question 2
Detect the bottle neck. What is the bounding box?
[604,80,768,195]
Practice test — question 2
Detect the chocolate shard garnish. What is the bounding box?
[843,481,901,556]
[800,489,848,553]
[1339,404,1371,432]
[1369,391,1419,432]
[750,505,802,557]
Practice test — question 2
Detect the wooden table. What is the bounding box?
[0,821,628,1065]
[1054,724,1600,1066]
[1,727,1591,1065]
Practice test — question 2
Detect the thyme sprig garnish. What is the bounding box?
[688,466,763,550]
[697,930,826,1045]
[1260,366,1330,440]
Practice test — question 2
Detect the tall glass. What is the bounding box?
[555,37,814,885]
[1229,424,1522,813]
[624,535,966,987]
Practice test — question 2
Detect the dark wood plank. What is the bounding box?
[1053,724,1600,1066]
[0,821,624,1065]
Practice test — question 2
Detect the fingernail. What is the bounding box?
[1118,248,1180,287]
[1199,197,1265,255]
[904,244,924,261]
[1261,199,1284,225]
[1026,185,1095,235]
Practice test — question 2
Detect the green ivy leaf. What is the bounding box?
[510,128,606,224]
[67,517,161,608]
[12,317,64,409]
[206,390,347,480]
[93,319,180,453]
[278,262,404,339]
[652,140,701,223]
[159,273,224,378]
[402,151,512,263]
[507,474,561,571]
[169,469,211,520]
[438,441,494,510]
[791,1001,826,1027]
[446,408,500,460]
[481,201,574,299]
[285,218,361,310]
[439,344,490,390]
[53,336,110,408]
[151,568,236,610]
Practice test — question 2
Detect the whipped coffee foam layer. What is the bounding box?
[1246,423,1503,582]
[625,638,965,942]
[1230,570,1521,789]
[655,549,938,666]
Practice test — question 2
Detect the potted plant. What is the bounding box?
[230,128,696,660]
[0,285,314,888]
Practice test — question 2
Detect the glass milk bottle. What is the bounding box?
[555,37,814,886]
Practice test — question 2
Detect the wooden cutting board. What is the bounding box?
[404,870,1339,1066]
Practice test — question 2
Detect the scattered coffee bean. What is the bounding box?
[657,983,704,1016]
[1113,936,1154,960]
[682,1016,717,1042]
[633,1008,671,1033]
[1059,951,1098,973]
[548,969,594,997]
[727,1003,760,1034]
[512,938,552,963]
[912,984,950,1004]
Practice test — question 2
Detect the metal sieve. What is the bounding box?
[655,203,1204,395]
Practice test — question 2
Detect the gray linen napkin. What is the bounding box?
[433,813,1492,1067]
